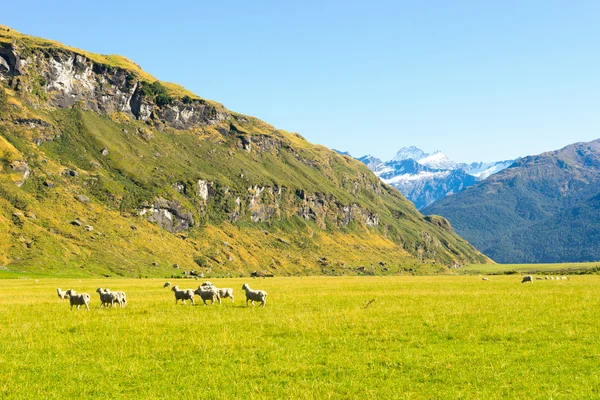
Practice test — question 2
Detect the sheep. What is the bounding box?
[536,277,543,280]
[481,277,489,281]
[96,287,114,308]
[163,282,171,288]
[521,275,533,283]
[242,283,267,307]
[171,285,195,305]
[545,276,550,280]
[562,276,568,280]
[56,288,69,300]
[65,289,90,311]
[112,291,127,308]
[96,288,127,308]
[194,286,221,305]
[201,282,234,302]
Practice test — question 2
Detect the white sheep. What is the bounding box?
[241,283,267,307]
[481,277,489,281]
[163,282,171,288]
[65,289,90,311]
[96,288,127,308]
[194,286,221,305]
[171,286,195,305]
[96,287,114,308]
[56,288,69,300]
[201,282,234,302]
[562,276,568,280]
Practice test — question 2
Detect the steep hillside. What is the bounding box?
[424,139,600,263]
[0,25,488,277]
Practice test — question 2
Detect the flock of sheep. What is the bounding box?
[480,275,569,283]
[56,281,268,311]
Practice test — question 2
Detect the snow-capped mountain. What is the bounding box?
[349,146,515,209]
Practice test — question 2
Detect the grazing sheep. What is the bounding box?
[194,287,221,305]
[56,288,69,300]
[171,286,195,305]
[482,277,489,281]
[562,276,568,280]
[521,275,533,283]
[163,282,171,288]
[65,289,90,311]
[201,282,234,302]
[536,277,543,280]
[241,283,267,307]
[545,276,550,280]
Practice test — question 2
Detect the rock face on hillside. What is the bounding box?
[424,139,600,263]
[0,42,227,129]
[0,26,489,275]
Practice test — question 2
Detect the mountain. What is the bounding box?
[424,139,600,263]
[356,146,514,209]
[0,26,489,276]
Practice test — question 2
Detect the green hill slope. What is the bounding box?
[424,139,600,263]
[0,25,488,277]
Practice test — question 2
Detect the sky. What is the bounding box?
[3,1,599,162]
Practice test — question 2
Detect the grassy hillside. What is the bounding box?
[1,276,599,398]
[0,26,489,277]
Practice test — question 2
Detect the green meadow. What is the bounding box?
[462,262,600,275]
[1,276,599,399]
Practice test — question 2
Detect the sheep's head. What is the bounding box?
[65,289,75,296]
[242,283,249,290]
[171,286,178,292]
[96,287,103,293]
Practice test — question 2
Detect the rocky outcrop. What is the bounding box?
[0,43,228,129]
[139,198,194,233]
[10,160,30,186]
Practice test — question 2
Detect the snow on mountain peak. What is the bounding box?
[392,146,428,162]
[417,151,457,170]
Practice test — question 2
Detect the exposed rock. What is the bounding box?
[277,237,290,245]
[100,148,109,156]
[66,169,78,177]
[84,225,94,231]
[43,180,54,188]
[10,160,30,186]
[130,224,137,230]
[25,212,36,219]
[173,263,179,269]
[139,197,194,232]
[76,194,90,203]
[71,220,83,226]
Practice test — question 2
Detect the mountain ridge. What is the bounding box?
[0,26,489,276]
[344,146,514,209]
[424,139,600,263]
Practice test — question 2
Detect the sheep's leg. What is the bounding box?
[85,303,90,311]
[246,298,250,307]
[251,300,255,307]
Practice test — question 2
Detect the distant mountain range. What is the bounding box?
[335,146,514,209]
[424,139,600,263]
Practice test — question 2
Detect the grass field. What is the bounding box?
[1,276,599,399]
[462,262,600,275]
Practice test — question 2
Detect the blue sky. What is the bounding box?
[3,1,599,162]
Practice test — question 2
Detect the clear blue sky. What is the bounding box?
[3,1,600,162]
